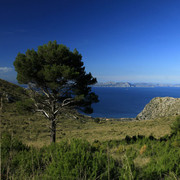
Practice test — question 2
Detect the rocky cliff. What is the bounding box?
[136,97,180,120]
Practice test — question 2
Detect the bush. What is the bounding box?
[15,99,34,114]
[1,133,179,179]
[1,133,28,156]
[171,116,180,134]
[43,139,120,179]
[94,117,101,123]
[1,136,121,179]
[1,133,29,179]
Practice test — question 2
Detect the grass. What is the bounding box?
[1,114,180,179]
[2,126,180,179]
[1,107,177,147]
[0,78,177,146]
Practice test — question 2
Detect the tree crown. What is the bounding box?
[14,41,98,113]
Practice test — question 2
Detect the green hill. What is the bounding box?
[0,78,28,111]
[0,78,27,98]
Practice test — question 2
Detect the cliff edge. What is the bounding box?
[137,97,180,120]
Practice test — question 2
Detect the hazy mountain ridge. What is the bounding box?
[95,82,180,87]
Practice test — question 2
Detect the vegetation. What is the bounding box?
[1,79,180,179]
[171,116,180,134]
[2,130,180,179]
[13,41,98,143]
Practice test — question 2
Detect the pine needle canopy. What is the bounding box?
[14,41,98,113]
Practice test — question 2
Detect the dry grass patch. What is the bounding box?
[134,156,150,168]
[1,110,177,147]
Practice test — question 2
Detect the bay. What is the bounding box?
[90,87,180,118]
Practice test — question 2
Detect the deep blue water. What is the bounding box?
[90,87,180,118]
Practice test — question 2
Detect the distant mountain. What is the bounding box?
[94,82,180,87]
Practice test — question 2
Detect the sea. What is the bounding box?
[89,87,180,118]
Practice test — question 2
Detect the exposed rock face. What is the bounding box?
[137,97,180,120]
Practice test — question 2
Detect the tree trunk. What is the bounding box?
[51,119,56,143]
[50,101,56,143]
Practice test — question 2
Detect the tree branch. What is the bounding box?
[34,102,49,119]
[62,98,74,107]
[54,109,59,115]
[41,88,50,98]
[36,109,49,119]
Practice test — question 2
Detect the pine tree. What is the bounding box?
[14,41,98,143]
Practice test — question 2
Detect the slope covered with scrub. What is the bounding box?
[1,79,180,179]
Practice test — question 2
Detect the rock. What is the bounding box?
[136,97,180,120]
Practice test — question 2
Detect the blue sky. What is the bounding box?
[0,0,180,84]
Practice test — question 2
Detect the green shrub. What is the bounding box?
[136,137,180,179]
[15,87,27,95]
[1,133,180,179]
[43,139,120,179]
[1,136,121,179]
[120,154,137,180]
[1,133,29,179]
[92,140,102,151]
[116,145,125,154]
[11,148,45,178]
[171,116,180,134]
[94,117,101,123]
[15,99,34,114]
[1,133,28,156]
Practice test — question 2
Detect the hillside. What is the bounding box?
[0,78,23,95]
[1,79,180,179]
[0,79,178,145]
[137,97,180,120]
[0,78,28,102]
